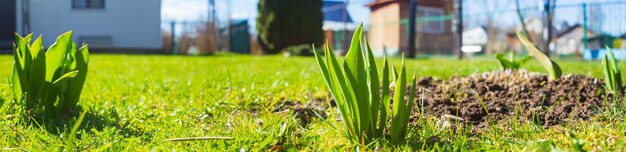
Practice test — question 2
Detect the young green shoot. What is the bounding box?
[495,51,531,70]
[602,47,622,94]
[313,24,416,146]
[516,31,562,80]
[9,31,89,116]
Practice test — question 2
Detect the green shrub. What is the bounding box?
[9,31,89,116]
[516,31,562,80]
[313,24,415,145]
[495,51,531,70]
[602,47,622,94]
[256,0,323,54]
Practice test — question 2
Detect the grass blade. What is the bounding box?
[66,111,87,152]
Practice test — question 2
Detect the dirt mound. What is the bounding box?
[413,70,616,128]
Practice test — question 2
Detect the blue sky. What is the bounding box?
[162,0,371,24]
[162,0,626,35]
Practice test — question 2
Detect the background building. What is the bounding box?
[367,0,455,56]
[4,0,162,52]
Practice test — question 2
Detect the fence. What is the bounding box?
[161,19,252,55]
[365,0,626,57]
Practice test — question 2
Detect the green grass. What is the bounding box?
[0,54,624,151]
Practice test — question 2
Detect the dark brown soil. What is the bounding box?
[413,70,617,128]
[268,70,617,130]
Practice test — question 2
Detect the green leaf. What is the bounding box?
[52,71,79,86]
[46,31,74,82]
[364,38,380,138]
[342,24,370,139]
[603,55,614,92]
[11,65,23,103]
[402,74,417,138]
[518,55,532,66]
[496,53,515,70]
[516,31,561,80]
[390,55,407,144]
[10,31,89,116]
[606,47,622,92]
[311,23,414,145]
[12,42,30,105]
[65,44,89,110]
[325,43,358,141]
[379,55,391,136]
[28,36,46,102]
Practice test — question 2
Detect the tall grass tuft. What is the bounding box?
[9,31,89,116]
[313,24,416,145]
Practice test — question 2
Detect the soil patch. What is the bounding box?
[413,70,617,128]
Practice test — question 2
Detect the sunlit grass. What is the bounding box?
[0,54,623,151]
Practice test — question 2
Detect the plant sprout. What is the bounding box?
[516,31,562,80]
[602,47,622,94]
[495,51,531,70]
[313,24,415,145]
[10,31,89,116]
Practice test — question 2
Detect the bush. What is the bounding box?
[281,44,323,56]
[9,31,89,116]
[256,0,323,54]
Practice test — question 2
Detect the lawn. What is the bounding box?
[0,54,624,151]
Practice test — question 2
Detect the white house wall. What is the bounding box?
[17,0,162,50]
[556,27,587,55]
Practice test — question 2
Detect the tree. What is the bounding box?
[256,0,324,54]
[543,0,557,55]
[515,0,535,45]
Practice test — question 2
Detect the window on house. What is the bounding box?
[416,6,445,34]
[72,0,105,9]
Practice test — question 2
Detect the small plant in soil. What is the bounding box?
[9,31,89,117]
[495,51,531,70]
[313,24,416,145]
[516,31,562,80]
[602,47,622,94]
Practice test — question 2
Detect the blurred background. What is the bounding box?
[1,0,625,59]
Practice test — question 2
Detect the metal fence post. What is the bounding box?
[582,3,588,51]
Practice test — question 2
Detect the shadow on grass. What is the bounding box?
[27,106,146,140]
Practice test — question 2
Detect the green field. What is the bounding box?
[0,54,624,151]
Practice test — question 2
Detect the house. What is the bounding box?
[462,26,487,53]
[367,0,455,56]
[588,34,617,50]
[505,19,570,55]
[2,0,162,52]
[322,1,358,54]
[554,24,595,55]
[615,33,626,49]
[0,1,17,51]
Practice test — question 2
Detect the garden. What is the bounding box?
[1,29,626,151]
